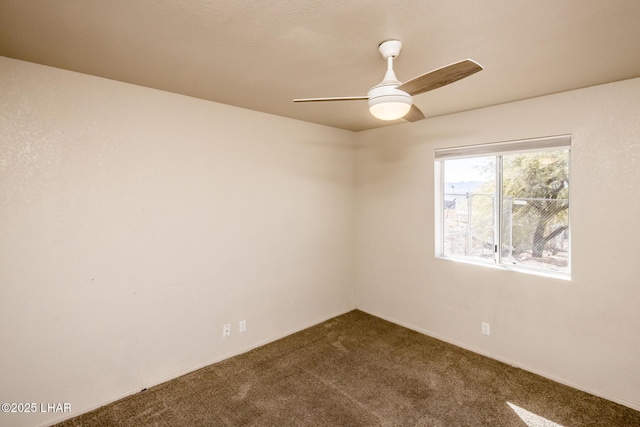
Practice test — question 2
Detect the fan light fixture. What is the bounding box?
[369,101,412,120]
[367,86,413,121]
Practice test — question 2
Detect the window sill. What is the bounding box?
[436,255,571,281]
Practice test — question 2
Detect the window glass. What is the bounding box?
[437,136,570,276]
[443,157,496,262]
[500,150,570,272]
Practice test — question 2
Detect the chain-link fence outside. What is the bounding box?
[443,193,569,272]
[443,193,495,261]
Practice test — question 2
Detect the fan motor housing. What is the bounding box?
[378,40,402,58]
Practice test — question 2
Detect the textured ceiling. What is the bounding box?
[2,0,640,131]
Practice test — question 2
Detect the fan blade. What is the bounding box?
[397,59,483,96]
[404,104,425,122]
[293,96,368,102]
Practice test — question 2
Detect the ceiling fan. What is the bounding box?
[293,40,483,122]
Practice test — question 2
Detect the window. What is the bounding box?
[435,135,570,276]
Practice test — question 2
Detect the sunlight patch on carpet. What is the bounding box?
[507,402,565,427]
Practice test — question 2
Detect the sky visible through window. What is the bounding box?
[444,157,493,183]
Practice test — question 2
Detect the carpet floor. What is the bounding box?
[54,310,640,426]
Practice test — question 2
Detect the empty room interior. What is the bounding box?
[1,1,640,426]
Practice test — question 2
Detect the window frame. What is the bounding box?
[434,135,571,279]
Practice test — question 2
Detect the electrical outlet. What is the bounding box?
[239,319,247,333]
[222,324,231,337]
[482,322,491,336]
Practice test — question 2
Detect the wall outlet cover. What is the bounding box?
[482,322,491,336]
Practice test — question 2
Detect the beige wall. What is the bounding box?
[355,77,640,410]
[2,55,639,427]
[0,57,355,427]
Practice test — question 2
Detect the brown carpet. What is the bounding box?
[54,310,640,426]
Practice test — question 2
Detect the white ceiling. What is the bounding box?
[2,0,640,132]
